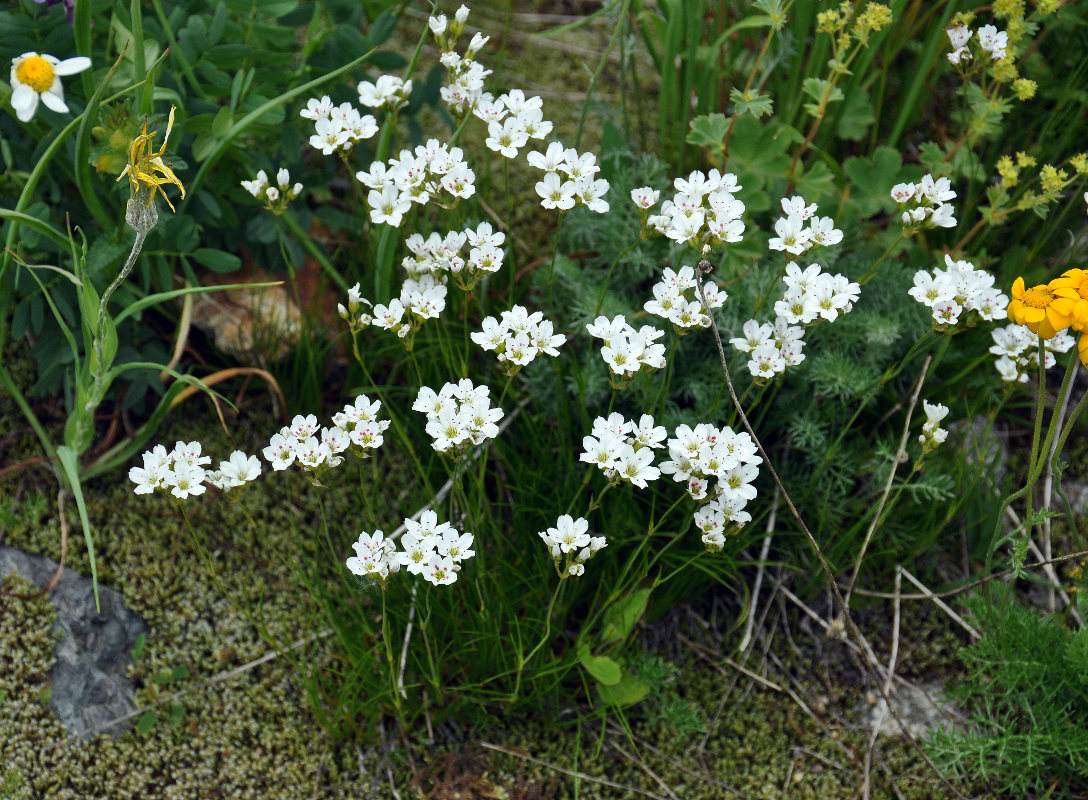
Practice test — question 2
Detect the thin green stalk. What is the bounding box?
[509,581,562,704]
[594,236,642,316]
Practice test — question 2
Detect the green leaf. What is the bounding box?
[685,112,730,153]
[843,146,903,218]
[131,632,147,661]
[835,86,875,141]
[730,87,774,119]
[211,106,234,138]
[597,673,649,706]
[136,711,157,734]
[600,588,652,645]
[56,446,99,611]
[192,248,241,273]
[794,159,836,202]
[801,78,843,117]
[578,643,622,686]
[171,666,190,680]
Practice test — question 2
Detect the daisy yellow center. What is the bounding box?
[1022,286,1055,308]
[16,56,54,92]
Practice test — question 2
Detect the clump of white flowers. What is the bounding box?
[331,395,392,453]
[918,400,950,454]
[240,168,302,214]
[775,262,860,324]
[345,512,475,588]
[891,174,958,232]
[580,413,666,489]
[263,413,349,481]
[429,5,497,117]
[989,323,1075,383]
[346,274,446,351]
[356,138,476,227]
[357,74,412,113]
[483,91,553,160]
[946,23,1007,65]
[129,442,261,499]
[471,305,566,376]
[300,95,379,155]
[730,316,806,381]
[659,423,763,551]
[529,142,609,213]
[538,515,606,578]
[403,221,505,291]
[907,254,1009,327]
[585,314,667,388]
[767,195,843,257]
[644,265,727,333]
[639,169,746,248]
[413,379,504,458]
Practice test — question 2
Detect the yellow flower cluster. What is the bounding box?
[1008,269,1088,366]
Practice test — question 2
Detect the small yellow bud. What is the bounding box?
[1016,151,1037,168]
[1013,78,1037,101]
[996,155,1019,188]
[1040,164,1068,196]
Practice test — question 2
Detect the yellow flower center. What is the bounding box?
[1022,286,1055,309]
[16,56,55,93]
[1074,275,1088,300]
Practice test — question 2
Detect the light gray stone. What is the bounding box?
[0,546,148,739]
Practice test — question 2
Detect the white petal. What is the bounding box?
[53,56,92,76]
[41,88,69,114]
[11,84,39,122]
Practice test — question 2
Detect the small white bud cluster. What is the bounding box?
[240,168,302,214]
[537,515,606,578]
[402,221,504,291]
[918,400,950,453]
[767,195,843,257]
[585,314,666,389]
[891,174,958,232]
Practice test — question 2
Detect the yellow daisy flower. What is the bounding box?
[1079,331,1088,369]
[1007,276,1072,339]
[1049,267,1088,331]
[116,105,186,212]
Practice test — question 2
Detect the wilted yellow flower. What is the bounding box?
[116,105,185,213]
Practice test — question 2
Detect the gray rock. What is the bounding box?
[858,681,961,739]
[0,546,148,739]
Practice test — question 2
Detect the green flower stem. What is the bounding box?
[508,580,562,705]
[93,226,148,389]
[593,235,642,316]
[279,211,350,292]
[380,589,405,718]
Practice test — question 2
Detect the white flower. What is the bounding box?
[219,451,262,488]
[630,186,660,210]
[166,463,207,500]
[300,95,333,121]
[976,24,1007,60]
[535,172,576,210]
[768,214,811,255]
[9,52,92,123]
[368,185,412,226]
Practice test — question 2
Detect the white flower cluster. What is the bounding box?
[730,316,806,380]
[480,91,553,158]
[774,263,860,326]
[264,400,387,478]
[918,400,950,453]
[585,314,666,388]
[947,23,1007,65]
[989,324,1075,383]
[580,413,666,489]
[338,283,374,332]
[356,138,476,227]
[240,168,302,213]
[659,423,762,551]
[357,74,412,112]
[908,254,1009,326]
[430,6,497,116]
[413,379,504,456]
[538,515,606,578]
[367,275,448,349]
[767,195,843,256]
[638,169,746,248]
[529,141,609,213]
[346,511,475,587]
[644,265,727,333]
[891,174,958,231]
[129,442,262,499]
[471,305,566,376]
[402,221,505,291]
[300,94,379,156]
